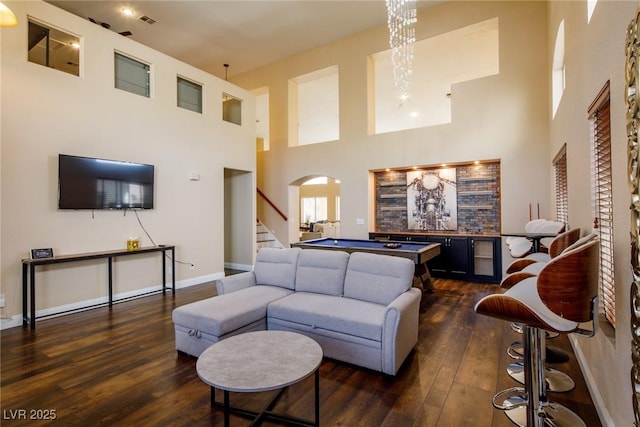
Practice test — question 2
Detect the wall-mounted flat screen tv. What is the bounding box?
[58,154,155,210]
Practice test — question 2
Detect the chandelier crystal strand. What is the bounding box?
[386,0,417,102]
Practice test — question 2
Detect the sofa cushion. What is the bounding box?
[343,252,414,305]
[172,285,292,337]
[267,292,386,341]
[295,249,349,296]
[254,247,301,290]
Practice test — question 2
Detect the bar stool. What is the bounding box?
[506,228,581,274]
[475,239,599,427]
[505,220,566,259]
[501,233,598,363]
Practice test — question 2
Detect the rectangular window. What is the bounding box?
[553,144,568,227]
[222,93,242,125]
[301,197,327,224]
[589,81,615,327]
[28,18,80,76]
[290,66,340,146]
[177,76,202,113]
[370,18,499,134]
[115,52,150,97]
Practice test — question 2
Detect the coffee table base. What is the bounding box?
[211,369,320,427]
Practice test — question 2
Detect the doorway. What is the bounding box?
[224,168,254,270]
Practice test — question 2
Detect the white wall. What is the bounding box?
[232,0,636,424]
[233,1,550,258]
[548,1,637,425]
[0,1,256,325]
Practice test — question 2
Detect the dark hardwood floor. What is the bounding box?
[1,279,601,426]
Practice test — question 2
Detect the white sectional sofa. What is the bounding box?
[172,247,421,375]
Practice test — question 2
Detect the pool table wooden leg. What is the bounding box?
[415,263,435,292]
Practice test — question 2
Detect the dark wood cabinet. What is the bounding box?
[368,232,501,283]
[427,236,469,279]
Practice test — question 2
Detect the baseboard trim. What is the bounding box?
[224,262,252,271]
[0,272,224,330]
[569,335,614,426]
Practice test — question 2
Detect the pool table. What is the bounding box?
[291,238,441,292]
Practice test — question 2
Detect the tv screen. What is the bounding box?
[58,154,155,210]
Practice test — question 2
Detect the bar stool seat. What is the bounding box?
[475,239,599,427]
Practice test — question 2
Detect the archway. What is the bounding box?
[289,175,340,242]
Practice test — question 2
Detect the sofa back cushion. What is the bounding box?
[343,252,414,305]
[254,247,301,290]
[295,249,349,295]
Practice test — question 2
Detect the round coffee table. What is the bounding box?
[196,330,323,426]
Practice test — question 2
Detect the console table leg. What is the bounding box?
[22,263,28,327]
[108,257,113,307]
[162,250,166,295]
[171,247,176,293]
[30,265,36,329]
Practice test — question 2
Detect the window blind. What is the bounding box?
[177,76,202,113]
[553,144,568,227]
[115,52,150,98]
[588,81,615,327]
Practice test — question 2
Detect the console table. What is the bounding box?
[22,245,175,329]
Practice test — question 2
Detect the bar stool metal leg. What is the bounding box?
[507,333,575,393]
[505,326,544,427]
[503,326,586,427]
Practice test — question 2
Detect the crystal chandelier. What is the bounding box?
[385,0,417,102]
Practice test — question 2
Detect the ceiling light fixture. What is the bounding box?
[122,7,135,17]
[0,2,18,27]
[385,0,417,102]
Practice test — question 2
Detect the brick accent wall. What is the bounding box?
[375,162,501,233]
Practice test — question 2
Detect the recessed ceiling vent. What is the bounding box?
[138,15,156,25]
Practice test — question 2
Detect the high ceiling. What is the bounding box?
[46,1,439,79]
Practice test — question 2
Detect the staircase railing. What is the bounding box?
[257,188,287,222]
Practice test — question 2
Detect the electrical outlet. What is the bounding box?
[0,293,5,308]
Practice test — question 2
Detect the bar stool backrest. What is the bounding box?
[536,239,599,323]
[547,228,581,259]
[562,233,597,254]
